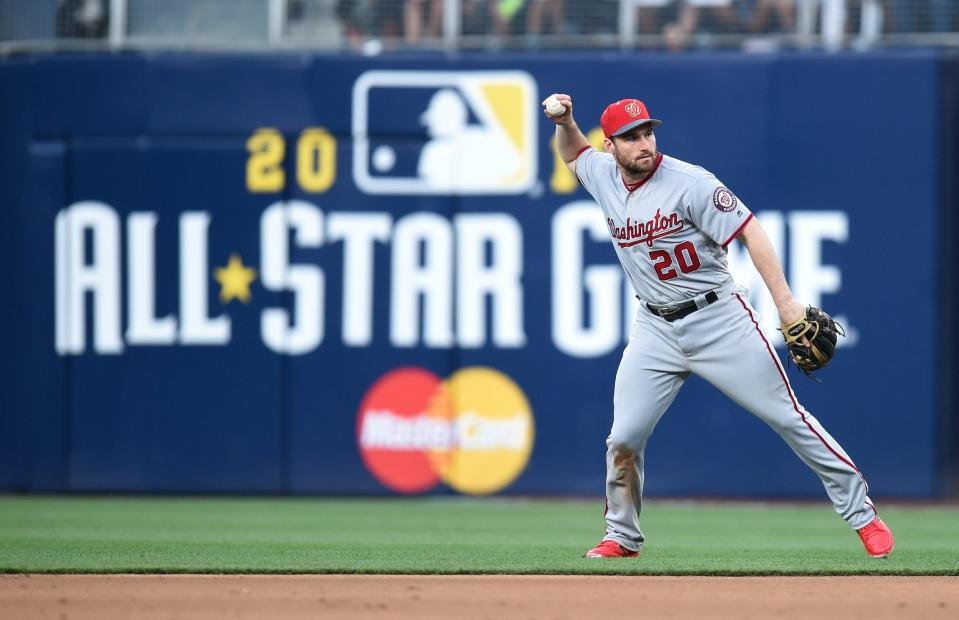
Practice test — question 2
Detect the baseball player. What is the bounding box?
[542,93,894,559]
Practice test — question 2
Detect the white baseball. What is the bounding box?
[543,95,565,117]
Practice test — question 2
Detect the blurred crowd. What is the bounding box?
[49,0,959,50]
[332,0,959,50]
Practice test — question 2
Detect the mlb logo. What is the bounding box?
[352,71,538,195]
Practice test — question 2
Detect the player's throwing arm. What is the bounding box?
[542,94,589,174]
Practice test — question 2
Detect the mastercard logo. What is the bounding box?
[356,366,535,495]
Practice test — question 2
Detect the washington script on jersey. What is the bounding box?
[607,210,684,249]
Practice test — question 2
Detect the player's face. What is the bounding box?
[607,125,658,179]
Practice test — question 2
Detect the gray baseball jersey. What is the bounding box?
[573,146,878,553]
[576,148,752,305]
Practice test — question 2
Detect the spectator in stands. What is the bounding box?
[663,0,744,50]
[817,0,885,50]
[375,0,405,42]
[747,0,795,33]
[490,0,529,36]
[461,0,493,36]
[405,0,443,43]
[336,0,404,50]
[401,0,500,44]
[636,1,683,37]
[336,0,366,48]
[526,0,564,37]
[56,0,107,39]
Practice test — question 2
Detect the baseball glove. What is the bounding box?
[779,306,845,376]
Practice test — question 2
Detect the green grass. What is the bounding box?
[0,496,957,575]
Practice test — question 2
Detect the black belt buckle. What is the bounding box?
[648,291,719,322]
[651,300,692,322]
[656,305,682,320]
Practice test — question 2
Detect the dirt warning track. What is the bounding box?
[3,574,957,620]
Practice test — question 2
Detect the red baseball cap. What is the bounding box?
[600,99,662,138]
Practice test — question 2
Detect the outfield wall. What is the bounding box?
[1,51,955,498]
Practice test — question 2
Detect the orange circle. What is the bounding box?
[427,367,535,495]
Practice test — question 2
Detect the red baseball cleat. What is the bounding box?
[857,517,895,558]
[584,540,640,558]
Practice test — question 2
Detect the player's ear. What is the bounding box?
[603,137,614,153]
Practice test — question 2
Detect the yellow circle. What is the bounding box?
[426,367,535,495]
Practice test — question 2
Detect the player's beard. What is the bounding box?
[614,149,658,180]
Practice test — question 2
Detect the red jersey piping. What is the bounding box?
[722,213,755,248]
[734,294,868,489]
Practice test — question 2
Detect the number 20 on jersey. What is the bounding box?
[649,241,702,281]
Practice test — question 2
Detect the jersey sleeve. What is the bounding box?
[685,174,754,247]
[574,146,613,198]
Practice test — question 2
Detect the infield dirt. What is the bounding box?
[3,574,957,619]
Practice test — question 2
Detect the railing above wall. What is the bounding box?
[1,0,958,55]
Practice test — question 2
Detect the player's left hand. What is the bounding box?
[778,306,845,377]
[777,299,806,326]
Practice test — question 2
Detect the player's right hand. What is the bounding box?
[542,93,574,125]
